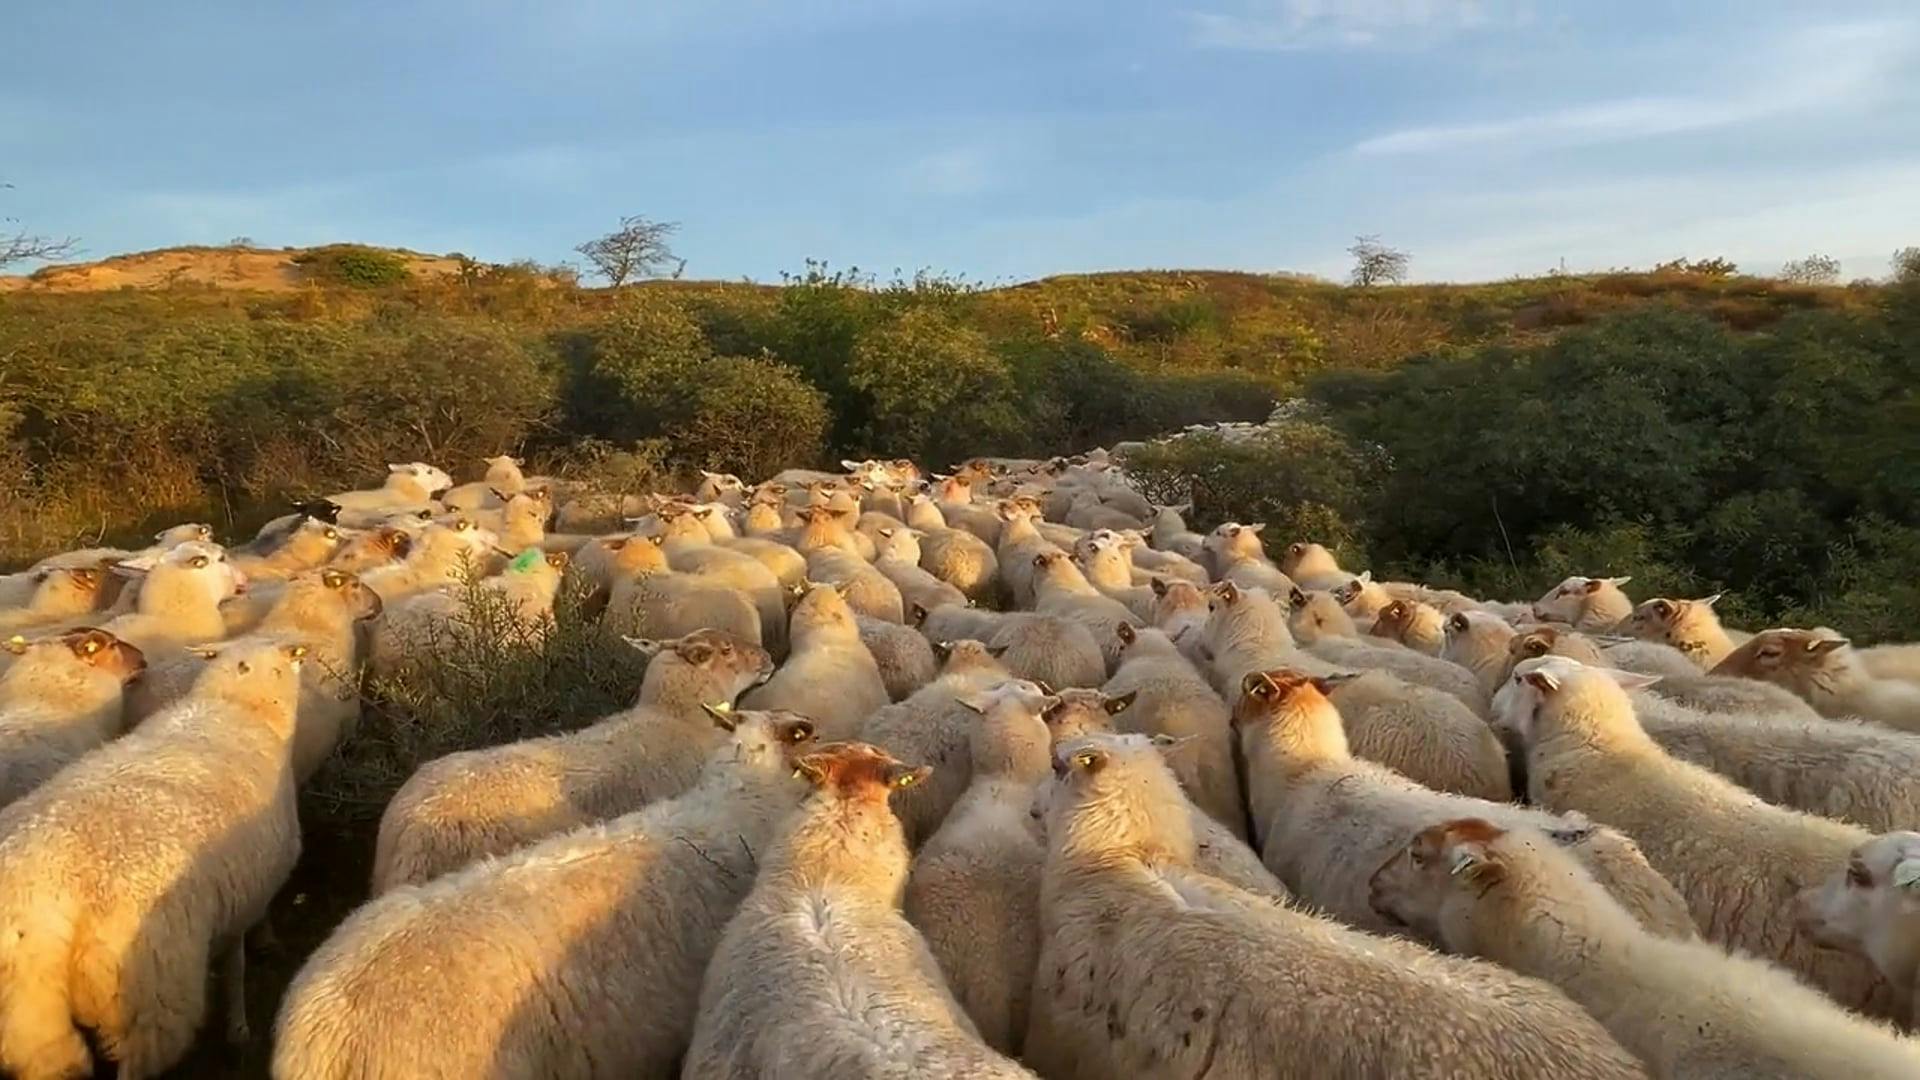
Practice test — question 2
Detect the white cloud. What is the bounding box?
[1355,18,1917,155]
[1187,0,1526,52]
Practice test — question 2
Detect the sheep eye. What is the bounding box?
[1849,863,1873,888]
[1409,848,1427,867]
[189,555,209,569]
[1651,601,1671,618]
[1526,641,1547,656]
[325,529,340,541]
[83,640,101,655]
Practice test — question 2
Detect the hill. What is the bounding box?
[0,243,471,293]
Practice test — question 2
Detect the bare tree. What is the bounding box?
[1,182,78,271]
[575,215,684,286]
[1348,234,1409,287]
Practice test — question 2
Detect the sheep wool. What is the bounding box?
[274,710,815,1080]
[904,680,1054,1055]
[857,640,1014,847]
[1197,582,1334,699]
[857,613,939,701]
[0,566,113,634]
[1369,597,1446,656]
[683,742,1035,1079]
[1797,831,1920,1028]
[986,613,1107,691]
[0,629,146,808]
[1104,623,1247,839]
[1619,593,1740,669]
[1025,732,1646,1080]
[0,640,305,1080]
[1532,575,1635,631]
[1235,670,1695,943]
[1323,669,1512,801]
[1371,819,1920,1079]
[1501,655,1900,1019]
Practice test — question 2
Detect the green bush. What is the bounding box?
[670,355,831,479]
[848,307,1022,463]
[293,245,414,288]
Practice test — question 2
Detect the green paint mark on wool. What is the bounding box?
[507,548,543,574]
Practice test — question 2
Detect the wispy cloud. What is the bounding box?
[1354,18,1916,155]
[896,145,998,197]
[1187,0,1526,52]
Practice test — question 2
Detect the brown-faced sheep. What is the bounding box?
[1713,628,1920,732]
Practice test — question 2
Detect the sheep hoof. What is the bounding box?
[226,1014,252,1046]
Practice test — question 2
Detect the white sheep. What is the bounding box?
[1532,575,1635,630]
[1196,581,1334,699]
[1797,831,1920,1027]
[273,709,815,1079]
[1321,669,1512,801]
[739,583,888,741]
[1368,597,1446,655]
[1104,623,1247,839]
[1234,669,1694,943]
[1030,550,1141,673]
[1618,593,1743,669]
[1713,628,1920,732]
[871,527,969,613]
[1276,540,1350,590]
[439,453,529,511]
[857,640,1015,846]
[1024,731,1646,1080]
[857,613,939,701]
[1203,521,1297,596]
[602,535,764,648]
[993,501,1060,610]
[1499,655,1900,1018]
[1145,503,1206,561]
[1370,818,1920,1078]
[904,680,1054,1054]
[370,629,772,893]
[324,461,454,514]
[1292,587,1489,714]
[0,629,146,808]
[0,640,306,1079]
[683,742,1035,1078]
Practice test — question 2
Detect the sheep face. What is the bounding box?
[155,522,217,548]
[184,639,308,729]
[1710,627,1850,694]
[930,638,1007,677]
[1495,656,1658,747]
[957,677,1055,717]
[628,629,775,701]
[1530,575,1631,625]
[1232,668,1338,730]
[141,540,246,603]
[1796,832,1920,986]
[790,584,858,637]
[1039,687,1132,740]
[390,462,455,498]
[710,707,818,769]
[1202,522,1266,564]
[1368,818,1511,942]
[1277,540,1332,577]
[317,569,384,620]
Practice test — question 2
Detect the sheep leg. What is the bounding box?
[248,914,282,954]
[222,941,251,1045]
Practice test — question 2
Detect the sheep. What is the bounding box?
[274,708,814,1080]
[986,613,1107,691]
[1330,570,1393,621]
[1619,593,1742,668]
[1797,832,1920,1027]
[0,640,305,1080]
[1105,623,1246,839]
[718,534,809,592]
[0,629,146,808]
[805,544,905,624]
[1031,550,1141,672]
[917,523,1000,605]
[28,523,214,577]
[994,502,1060,610]
[740,583,888,741]
[1286,583,1361,640]
[324,523,412,574]
[1713,628,1920,732]
[437,453,528,511]
[0,565,114,634]
[1442,608,1524,698]
[1498,655,1900,1018]
[904,680,1053,1055]
[1635,703,1920,833]
[132,568,382,784]
[857,640,1014,846]
[1064,492,1142,532]
[915,599,1020,643]
[1321,668,1512,801]
[1037,691,1289,901]
[1025,731,1648,1080]
[322,462,453,516]
[1203,521,1297,595]
[857,613,939,701]
[358,519,498,606]
[1277,540,1349,590]
[603,535,764,648]
[472,488,551,550]
[1532,574,1635,630]
[1369,597,1446,655]
[1147,577,1210,659]
[1860,644,1920,687]
[1197,581,1334,698]
[1072,531,1156,620]
[371,629,774,894]
[1118,530,1207,585]
[1145,503,1206,561]
[872,526,970,614]
[1506,623,1821,719]
[230,517,346,582]
[683,742,1035,1079]
[1371,818,1920,1078]
[659,521,792,653]
[1234,669,1695,943]
[1601,638,1702,679]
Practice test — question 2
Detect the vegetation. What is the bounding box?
[575,214,684,285]
[291,244,414,288]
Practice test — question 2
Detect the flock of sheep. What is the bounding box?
[2,448,1920,1078]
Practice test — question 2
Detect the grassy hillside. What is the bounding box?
[3,245,1914,636]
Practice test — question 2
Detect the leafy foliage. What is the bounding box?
[292,245,413,288]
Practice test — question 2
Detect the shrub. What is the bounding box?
[292,245,414,288]
[848,307,1022,463]
[670,355,831,479]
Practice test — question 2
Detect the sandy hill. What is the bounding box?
[0,244,469,292]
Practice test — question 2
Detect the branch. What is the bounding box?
[0,229,79,271]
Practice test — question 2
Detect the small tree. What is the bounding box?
[1348,235,1409,287]
[1894,247,1920,283]
[1,182,77,270]
[575,215,684,286]
[1779,254,1840,285]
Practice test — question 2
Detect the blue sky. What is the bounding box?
[5,1,1919,283]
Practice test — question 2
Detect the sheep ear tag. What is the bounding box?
[506,549,543,574]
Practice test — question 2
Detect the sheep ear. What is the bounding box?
[1447,845,1499,882]
[910,602,930,627]
[1149,733,1193,750]
[702,703,737,732]
[1355,570,1372,585]
[1104,690,1138,715]
[840,460,862,471]
[621,635,665,658]
[1150,577,1168,598]
[956,693,989,715]
[1892,860,1920,890]
[1545,823,1598,846]
[986,644,1010,658]
[1247,523,1267,535]
[887,764,933,790]
[1607,576,1632,588]
[2,636,27,656]
[387,463,408,473]
[1521,669,1561,694]
[1115,622,1137,646]
[113,556,157,578]
[1287,586,1307,610]
[1698,592,1723,608]
[1602,669,1664,691]
[1810,637,1849,657]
